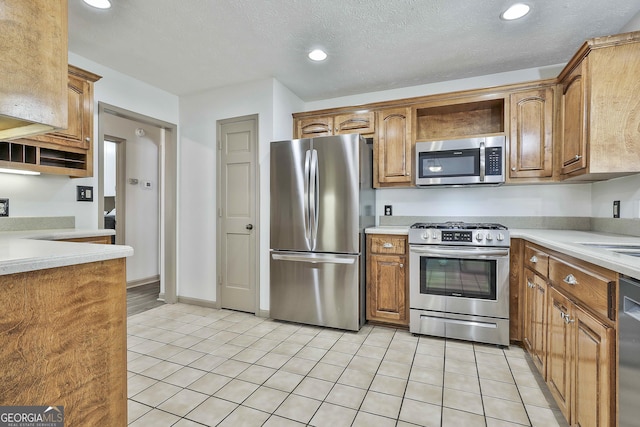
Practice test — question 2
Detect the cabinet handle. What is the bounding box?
[85,137,91,142]
[511,167,516,171]
[574,154,582,160]
[382,243,393,248]
[564,314,575,324]
[529,255,538,263]
[527,281,534,288]
[399,263,404,268]
[563,274,578,286]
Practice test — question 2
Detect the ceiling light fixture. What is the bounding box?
[501,3,530,20]
[0,168,41,176]
[83,0,112,9]
[308,49,328,62]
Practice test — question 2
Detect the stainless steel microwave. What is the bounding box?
[415,136,505,187]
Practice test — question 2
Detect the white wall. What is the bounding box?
[178,78,303,308]
[0,53,178,229]
[102,114,160,283]
[377,184,592,219]
[104,141,116,197]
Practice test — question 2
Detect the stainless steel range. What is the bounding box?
[409,221,510,346]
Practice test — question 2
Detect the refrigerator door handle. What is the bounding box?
[303,149,312,241]
[310,149,319,246]
[272,253,356,265]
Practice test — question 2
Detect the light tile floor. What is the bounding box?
[127,304,568,427]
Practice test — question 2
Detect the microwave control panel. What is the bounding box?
[486,147,502,176]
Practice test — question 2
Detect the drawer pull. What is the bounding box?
[383,243,393,249]
[529,255,538,263]
[527,281,535,288]
[563,274,578,286]
[399,263,404,268]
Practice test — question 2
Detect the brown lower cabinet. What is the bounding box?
[547,286,614,426]
[0,258,127,426]
[518,241,617,427]
[366,234,409,326]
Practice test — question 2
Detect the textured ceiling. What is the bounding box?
[67,0,640,101]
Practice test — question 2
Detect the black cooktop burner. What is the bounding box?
[410,221,508,230]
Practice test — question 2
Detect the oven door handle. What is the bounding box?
[410,246,509,259]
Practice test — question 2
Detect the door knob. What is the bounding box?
[246,224,253,230]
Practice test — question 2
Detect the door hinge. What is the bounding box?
[218,275,223,285]
[217,140,222,151]
[218,208,223,218]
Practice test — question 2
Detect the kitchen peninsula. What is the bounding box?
[0,227,132,426]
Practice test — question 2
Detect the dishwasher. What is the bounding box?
[619,275,640,427]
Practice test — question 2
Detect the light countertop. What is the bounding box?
[0,229,133,276]
[366,226,640,280]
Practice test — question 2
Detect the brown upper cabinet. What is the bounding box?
[375,107,412,187]
[292,30,640,187]
[558,31,640,180]
[0,65,101,177]
[29,66,101,152]
[294,111,375,138]
[508,86,556,181]
[0,0,68,140]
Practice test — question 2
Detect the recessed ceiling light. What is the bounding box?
[308,49,328,62]
[501,3,530,20]
[83,0,112,9]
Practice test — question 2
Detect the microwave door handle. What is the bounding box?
[479,141,486,182]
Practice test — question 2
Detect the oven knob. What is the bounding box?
[476,232,484,241]
[497,233,505,241]
[432,232,438,239]
[422,232,429,240]
[485,233,493,241]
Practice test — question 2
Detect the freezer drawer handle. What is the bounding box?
[272,254,356,264]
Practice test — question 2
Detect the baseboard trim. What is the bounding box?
[257,309,269,318]
[127,275,160,289]
[177,296,218,309]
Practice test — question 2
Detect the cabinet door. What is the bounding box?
[334,112,375,135]
[53,73,92,149]
[523,268,547,375]
[509,87,555,180]
[531,274,548,376]
[367,253,407,325]
[523,269,535,353]
[560,61,588,176]
[375,107,412,187]
[296,116,334,138]
[547,287,572,422]
[572,305,614,427]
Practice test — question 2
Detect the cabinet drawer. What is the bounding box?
[549,257,615,320]
[369,235,406,255]
[524,244,549,277]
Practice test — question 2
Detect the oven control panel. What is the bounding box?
[441,231,472,242]
[412,229,510,247]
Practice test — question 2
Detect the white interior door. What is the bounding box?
[218,115,258,313]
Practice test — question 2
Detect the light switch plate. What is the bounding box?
[0,198,8,217]
[77,186,93,202]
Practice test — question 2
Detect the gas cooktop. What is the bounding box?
[408,221,510,247]
[410,221,508,230]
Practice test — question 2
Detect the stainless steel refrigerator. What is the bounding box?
[270,134,375,331]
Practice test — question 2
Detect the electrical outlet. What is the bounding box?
[613,200,620,218]
[77,186,93,202]
[0,198,8,217]
[384,205,393,216]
